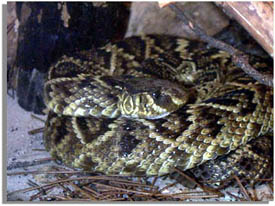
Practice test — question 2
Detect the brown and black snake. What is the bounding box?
[43,35,273,184]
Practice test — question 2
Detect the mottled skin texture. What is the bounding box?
[43,35,273,183]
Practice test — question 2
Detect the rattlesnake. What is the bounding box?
[43,35,273,184]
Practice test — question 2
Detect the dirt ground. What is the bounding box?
[6,94,54,201]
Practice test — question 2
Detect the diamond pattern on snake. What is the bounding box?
[43,35,273,184]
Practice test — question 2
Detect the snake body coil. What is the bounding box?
[44,35,273,183]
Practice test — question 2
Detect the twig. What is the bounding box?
[7,157,54,170]
[68,182,97,200]
[250,184,260,201]
[32,149,46,152]
[158,181,178,193]
[226,191,246,201]
[82,186,101,197]
[108,180,156,189]
[30,185,55,201]
[174,167,224,197]
[28,127,44,135]
[31,114,46,122]
[168,3,273,87]
[93,182,155,196]
[148,176,159,193]
[233,175,251,201]
[268,182,274,193]
[8,175,152,196]
[7,170,94,176]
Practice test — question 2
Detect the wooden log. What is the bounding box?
[126,2,229,39]
[216,2,273,57]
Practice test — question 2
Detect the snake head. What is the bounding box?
[117,78,189,119]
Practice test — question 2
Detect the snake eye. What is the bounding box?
[152,91,161,100]
[152,91,172,107]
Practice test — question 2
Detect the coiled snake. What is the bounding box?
[43,35,273,184]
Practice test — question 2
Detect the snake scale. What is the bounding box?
[43,35,273,184]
